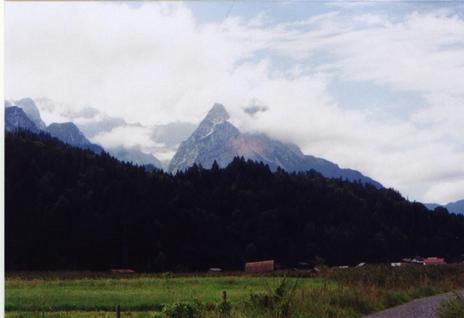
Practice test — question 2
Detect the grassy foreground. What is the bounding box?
[437,292,464,318]
[6,265,464,318]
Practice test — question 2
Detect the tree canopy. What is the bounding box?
[5,131,464,271]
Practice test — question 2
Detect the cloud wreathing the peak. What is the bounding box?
[243,99,269,116]
[92,125,163,153]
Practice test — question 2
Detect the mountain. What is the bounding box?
[26,97,195,163]
[169,104,382,188]
[11,98,47,129]
[5,98,105,154]
[5,106,40,133]
[425,200,464,215]
[446,200,464,214]
[45,122,104,154]
[169,104,241,172]
[108,146,163,170]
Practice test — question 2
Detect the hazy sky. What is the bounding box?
[5,1,464,204]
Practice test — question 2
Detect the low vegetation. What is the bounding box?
[438,293,464,318]
[6,273,324,312]
[6,265,464,318]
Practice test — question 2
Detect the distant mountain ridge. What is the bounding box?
[447,200,464,214]
[5,99,104,154]
[10,98,47,129]
[425,199,464,215]
[5,97,166,169]
[5,106,41,134]
[107,146,163,169]
[32,97,196,162]
[45,122,104,154]
[169,103,382,188]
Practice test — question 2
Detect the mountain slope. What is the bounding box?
[425,200,464,215]
[446,200,464,214]
[5,106,40,133]
[12,98,47,129]
[169,104,241,172]
[5,98,105,154]
[45,122,104,154]
[108,146,163,169]
[169,104,382,187]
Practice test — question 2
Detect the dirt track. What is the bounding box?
[363,290,463,318]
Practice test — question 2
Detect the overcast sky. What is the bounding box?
[5,1,464,204]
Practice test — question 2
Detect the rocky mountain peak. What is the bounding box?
[14,98,47,129]
[45,122,104,153]
[204,103,230,123]
[168,103,382,188]
[5,106,40,133]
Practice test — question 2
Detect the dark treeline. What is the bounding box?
[5,131,464,271]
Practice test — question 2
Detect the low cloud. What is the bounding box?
[243,100,269,116]
[92,126,163,154]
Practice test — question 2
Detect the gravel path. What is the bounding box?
[363,290,463,318]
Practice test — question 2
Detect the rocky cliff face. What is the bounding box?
[45,122,104,153]
[12,98,47,129]
[5,106,41,133]
[169,103,241,172]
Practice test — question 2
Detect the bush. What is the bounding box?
[162,302,201,318]
[247,277,297,318]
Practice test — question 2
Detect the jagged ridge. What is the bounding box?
[169,103,382,188]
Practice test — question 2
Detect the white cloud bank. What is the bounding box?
[5,2,464,204]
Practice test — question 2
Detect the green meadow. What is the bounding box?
[6,266,464,318]
[6,274,326,312]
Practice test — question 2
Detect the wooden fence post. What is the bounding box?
[116,304,121,318]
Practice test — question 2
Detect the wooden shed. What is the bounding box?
[245,260,274,273]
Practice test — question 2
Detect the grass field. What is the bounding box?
[6,265,464,318]
[437,292,464,318]
[6,274,326,312]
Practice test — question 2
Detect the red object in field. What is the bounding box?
[111,268,135,273]
[245,260,274,273]
[423,257,446,265]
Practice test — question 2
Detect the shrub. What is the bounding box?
[162,302,201,318]
[247,277,297,318]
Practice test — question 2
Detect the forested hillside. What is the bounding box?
[5,131,464,271]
